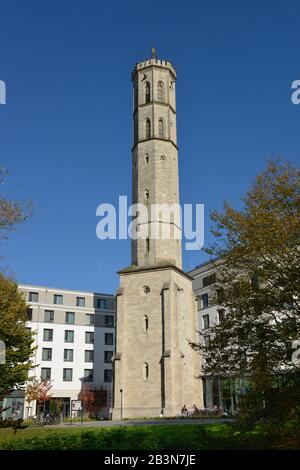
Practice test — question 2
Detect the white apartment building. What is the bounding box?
[1,285,115,420]
[190,261,247,414]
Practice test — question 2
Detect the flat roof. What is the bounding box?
[18,283,115,297]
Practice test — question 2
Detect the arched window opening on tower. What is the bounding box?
[145,119,151,140]
[157,81,164,102]
[144,315,149,331]
[144,154,149,164]
[144,189,149,200]
[158,119,165,139]
[145,82,150,103]
[143,362,149,380]
[145,237,150,253]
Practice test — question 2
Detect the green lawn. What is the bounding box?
[0,423,288,450]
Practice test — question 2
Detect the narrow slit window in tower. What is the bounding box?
[158,119,164,139]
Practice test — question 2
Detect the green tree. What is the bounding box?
[0,167,34,400]
[191,159,300,393]
[0,167,32,247]
[0,274,35,400]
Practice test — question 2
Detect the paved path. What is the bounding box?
[44,418,233,429]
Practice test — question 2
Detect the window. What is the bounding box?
[105,333,113,345]
[105,315,114,327]
[64,330,74,343]
[216,287,224,304]
[202,314,210,330]
[63,368,73,382]
[41,368,51,380]
[143,362,149,380]
[65,312,75,324]
[158,119,164,139]
[42,348,52,361]
[201,293,209,309]
[53,294,63,305]
[43,329,53,342]
[64,349,73,362]
[218,309,226,324]
[104,369,112,383]
[85,350,94,362]
[146,237,150,254]
[144,315,149,331]
[204,335,210,347]
[157,81,164,102]
[97,298,107,310]
[104,351,113,363]
[145,118,151,139]
[203,274,216,288]
[44,310,54,323]
[84,369,94,382]
[27,308,33,321]
[85,331,94,344]
[145,82,150,103]
[85,314,94,326]
[76,297,85,307]
[29,292,39,302]
[144,189,149,200]
[144,154,149,164]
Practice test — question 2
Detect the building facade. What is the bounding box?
[0,285,115,419]
[190,262,248,414]
[112,52,203,419]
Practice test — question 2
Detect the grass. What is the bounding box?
[0,422,288,450]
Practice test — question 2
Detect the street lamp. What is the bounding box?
[120,389,123,420]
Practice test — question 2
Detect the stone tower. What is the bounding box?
[112,51,203,419]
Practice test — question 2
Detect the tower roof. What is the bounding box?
[132,49,176,80]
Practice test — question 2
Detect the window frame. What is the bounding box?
[84,350,94,363]
[64,348,74,362]
[44,310,54,323]
[53,294,63,305]
[41,367,51,380]
[104,351,113,363]
[43,328,53,342]
[76,296,85,307]
[63,368,73,382]
[42,347,52,361]
[85,331,94,344]
[105,333,114,345]
[85,314,94,326]
[64,330,74,343]
[104,369,113,383]
[65,311,75,325]
[28,292,39,302]
[84,369,94,382]
[202,314,210,330]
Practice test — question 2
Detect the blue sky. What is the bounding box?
[0,0,299,294]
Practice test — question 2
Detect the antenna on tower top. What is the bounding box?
[151,47,157,59]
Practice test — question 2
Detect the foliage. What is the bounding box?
[78,385,107,418]
[0,418,27,434]
[0,167,32,247]
[0,422,299,450]
[0,274,35,400]
[78,386,95,414]
[190,159,300,391]
[25,378,52,405]
[236,371,300,430]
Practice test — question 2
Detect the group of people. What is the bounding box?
[179,404,223,417]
